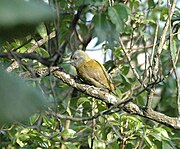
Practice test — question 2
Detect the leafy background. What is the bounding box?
[0,0,180,148]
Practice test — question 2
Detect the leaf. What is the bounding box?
[0,0,53,26]
[109,141,119,149]
[160,8,168,21]
[77,97,91,106]
[65,142,77,149]
[148,0,155,8]
[16,138,24,147]
[144,135,153,147]
[0,69,48,125]
[129,0,140,9]
[35,48,50,57]
[78,23,88,37]
[60,129,76,137]
[121,64,130,75]
[115,88,122,98]
[154,128,170,139]
[92,13,118,44]
[29,114,40,125]
[162,141,173,149]
[0,0,54,43]
[108,4,130,33]
[121,74,131,84]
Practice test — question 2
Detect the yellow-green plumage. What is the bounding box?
[71,50,115,92]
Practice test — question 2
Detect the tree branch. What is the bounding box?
[0,52,54,66]
[153,0,177,79]
[168,0,180,118]
[6,31,56,72]
[124,103,180,129]
[21,67,180,129]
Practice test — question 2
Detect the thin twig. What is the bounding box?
[145,20,160,109]
[91,98,96,149]
[153,0,177,79]
[119,36,146,88]
[150,20,160,80]
[146,87,155,109]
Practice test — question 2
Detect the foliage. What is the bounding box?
[0,69,48,126]
[0,0,179,149]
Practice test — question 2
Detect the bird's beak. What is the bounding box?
[70,59,75,66]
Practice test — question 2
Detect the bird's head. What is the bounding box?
[71,50,91,68]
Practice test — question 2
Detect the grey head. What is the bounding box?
[71,50,91,67]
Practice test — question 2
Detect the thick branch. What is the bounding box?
[21,67,180,129]
[124,103,180,129]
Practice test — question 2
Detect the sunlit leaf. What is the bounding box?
[60,129,76,137]
[65,142,77,149]
[115,88,122,98]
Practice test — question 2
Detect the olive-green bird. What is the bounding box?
[71,50,115,92]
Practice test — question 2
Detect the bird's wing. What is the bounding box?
[84,60,114,91]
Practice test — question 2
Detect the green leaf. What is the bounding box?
[160,8,168,21]
[148,0,155,8]
[129,0,140,9]
[145,137,155,148]
[115,88,122,98]
[121,74,131,84]
[78,23,88,37]
[77,97,90,106]
[16,138,24,147]
[0,0,54,43]
[35,48,49,57]
[0,69,48,125]
[29,114,40,125]
[109,141,119,149]
[162,141,174,149]
[134,1,140,9]
[65,142,77,149]
[121,64,130,75]
[92,13,118,44]
[61,129,76,137]
[108,4,130,33]
[154,128,170,139]
[0,0,53,26]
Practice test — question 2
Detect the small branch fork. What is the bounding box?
[21,67,180,129]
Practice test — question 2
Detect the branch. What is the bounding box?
[119,36,147,89]
[27,67,120,105]
[21,67,180,129]
[153,0,177,78]
[6,31,56,72]
[0,52,51,66]
[124,103,180,129]
[168,0,180,117]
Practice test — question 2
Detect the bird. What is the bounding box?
[71,50,115,93]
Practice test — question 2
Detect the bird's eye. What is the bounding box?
[73,57,77,60]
